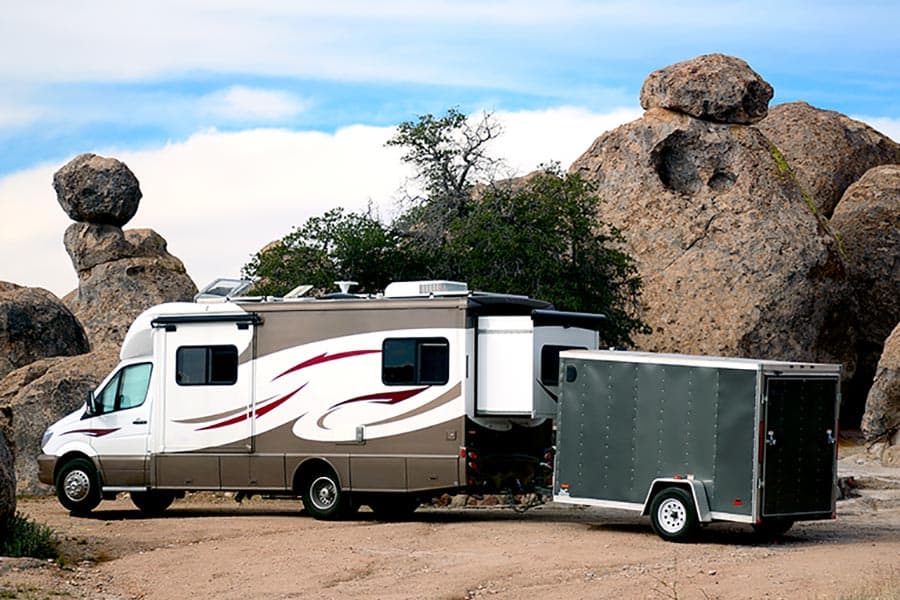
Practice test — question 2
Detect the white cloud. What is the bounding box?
[199,86,309,122]
[0,106,637,298]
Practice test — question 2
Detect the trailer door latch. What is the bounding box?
[766,431,777,447]
[825,429,835,445]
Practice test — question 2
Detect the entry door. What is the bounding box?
[156,320,254,487]
[761,377,838,517]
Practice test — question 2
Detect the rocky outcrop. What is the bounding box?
[640,54,773,124]
[757,102,900,216]
[570,107,854,369]
[831,165,900,348]
[0,348,119,494]
[53,153,142,226]
[0,282,89,380]
[0,430,14,529]
[53,155,197,348]
[862,323,900,459]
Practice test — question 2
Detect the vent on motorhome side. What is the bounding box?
[383,280,468,298]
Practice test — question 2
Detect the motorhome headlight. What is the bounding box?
[41,429,53,450]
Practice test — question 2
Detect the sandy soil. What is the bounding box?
[3,447,900,600]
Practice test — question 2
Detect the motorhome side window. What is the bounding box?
[540,345,587,386]
[94,363,152,415]
[175,345,238,386]
[382,338,449,385]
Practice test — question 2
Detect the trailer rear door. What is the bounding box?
[761,376,838,518]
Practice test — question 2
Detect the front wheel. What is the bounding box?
[302,470,349,520]
[650,487,699,542]
[131,491,176,516]
[56,458,102,515]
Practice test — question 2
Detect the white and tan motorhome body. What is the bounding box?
[39,284,602,508]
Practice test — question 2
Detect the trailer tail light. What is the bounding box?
[468,462,478,471]
[733,499,743,506]
[467,451,478,460]
[459,447,467,458]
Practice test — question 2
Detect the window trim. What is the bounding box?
[382,337,450,386]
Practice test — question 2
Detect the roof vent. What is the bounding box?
[383,280,468,298]
[194,278,253,302]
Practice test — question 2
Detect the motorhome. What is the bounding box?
[39,280,603,519]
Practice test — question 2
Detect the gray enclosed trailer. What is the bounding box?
[553,350,840,541]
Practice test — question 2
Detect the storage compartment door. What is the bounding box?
[475,316,533,415]
[761,377,838,518]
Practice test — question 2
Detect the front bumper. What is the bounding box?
[37,454,57,485]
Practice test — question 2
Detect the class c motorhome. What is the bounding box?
[39,280,603,519]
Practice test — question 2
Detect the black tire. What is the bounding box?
[649,487,699,542]
[55,457,102,515]
[301,469,349,520]
[368,495,419,521]
[131,491,176,516]
[752,518,794,539]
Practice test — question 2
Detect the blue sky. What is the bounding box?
[1,1,898,296]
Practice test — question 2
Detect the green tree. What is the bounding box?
[242,208,421,297]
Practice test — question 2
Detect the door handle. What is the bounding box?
[133,419,148,425]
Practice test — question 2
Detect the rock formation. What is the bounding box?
[831,165,900,347]
[640,53,774,124]
[862,323,900,465]
[0,350,120,494]
[0,430,14,529]
[757,102,900,216]
[0,282,89,380]
[54,154,197,347]
[53,153,142,226]
[571,55,855,372]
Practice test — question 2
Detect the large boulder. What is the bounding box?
[640,54,774,125]
[570,107,854,370]
[756,102,900,216]
[0,348,119,495]
[862,323,900,455]
[53,153,142,226]
[0,282,89,380]
[0,430,14,530]
[831,165,900,348]
[64,227,197,347]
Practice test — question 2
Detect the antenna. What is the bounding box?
[335,281,358,294]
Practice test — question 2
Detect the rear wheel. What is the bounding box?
[650,487,699,542]
[131,491,176,516]
[301,470,349,520]
[56,458,102,515]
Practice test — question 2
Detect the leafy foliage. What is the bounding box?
[0,513,57,559]
[243,109,648,344]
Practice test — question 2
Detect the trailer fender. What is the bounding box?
[642,478,712,523]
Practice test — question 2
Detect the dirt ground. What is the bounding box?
[3,444,900,600]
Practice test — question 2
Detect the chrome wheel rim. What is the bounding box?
[657,498,687,534]
[63,470,91,502]
[310,476,337,510]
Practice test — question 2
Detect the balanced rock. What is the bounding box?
[757,102,900,216]
[862,323,900,453]
[53,153,142,226]
[0,282,89,380]
[640,54,774,124]
[64,227,197,347]
[0,429,14,530]
[0,348,119,494]
[570,108,853,369]
[831,165,900,348]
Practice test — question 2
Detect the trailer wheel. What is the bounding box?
[301,470,348,520]
[752,518,794,539]
[56,457,102,515]
[368,495,419,521]
[131,491,176,516]
[650,487,699,542]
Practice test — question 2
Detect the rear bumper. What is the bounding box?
[37,454,57,485]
